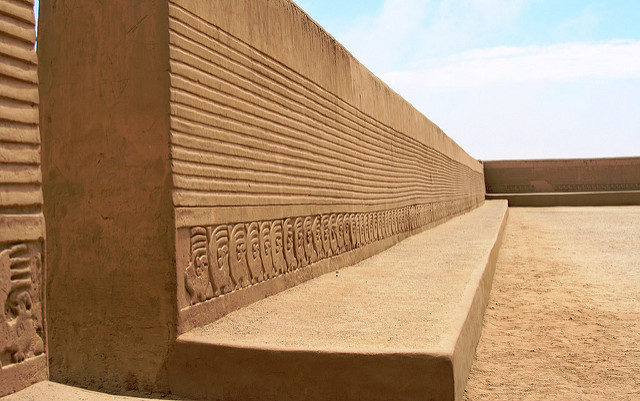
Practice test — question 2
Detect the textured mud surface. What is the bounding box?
[463,207,640,401]
[2,381,184,401]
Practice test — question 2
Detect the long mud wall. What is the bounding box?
[38,0,484,393]
[484,157,640,194]
[169,0,485,332]
[0,0,48,395]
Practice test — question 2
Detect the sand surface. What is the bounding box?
[463,207,640,401]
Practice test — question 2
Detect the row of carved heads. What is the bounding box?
[184,200,475,305]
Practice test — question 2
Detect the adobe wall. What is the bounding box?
[0,0,48,396]
[38,0,175,394]
[168,0,485,332]
[38,0,484,393]
[484,157,640,194]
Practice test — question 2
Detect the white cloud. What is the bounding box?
[339,0,430,72]
[337,0,533,73]
[382,40,640,88]
[326,0,640,159]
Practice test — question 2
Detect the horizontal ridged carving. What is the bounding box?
[168,3,483,210]
[0,0,41,217]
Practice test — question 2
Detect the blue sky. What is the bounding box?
[32,1,639,159]
[296,0,640,159]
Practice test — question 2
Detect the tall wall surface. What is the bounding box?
[38,0,175,393]
[169,0,485,332]
[484,158,640,193]
[38,0,485,393]
[0,0,48,395]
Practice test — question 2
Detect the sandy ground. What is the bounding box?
[6,206,639,400]
[463,207,640,401]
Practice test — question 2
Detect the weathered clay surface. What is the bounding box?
[170,201,508,401]
[0,0,48,396]
[4,380,184,401]
[38,0,484,393]
[169,0,485,330]
[38,0,175,394]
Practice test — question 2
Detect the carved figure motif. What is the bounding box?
[328,214,338,254]
[392,210,398,234]
[0,243,45,367]
[361,213,369,245]
[283,218,298,271]
[343,214,352,251]
[336,214,345,253]
[349,213,359,249]
[246,222,263,283]
[184,227,213,305]
[321,215,332,257]
[385,211,392,237]
[270,220,287,274]
[207,226,234,296]
[303,217,317,264]
[312,216,325,260]
[259,222,275,279]
[373,212,380,241]
[372,213,377,239]
[229,224,250,289]
[293,217,307,268]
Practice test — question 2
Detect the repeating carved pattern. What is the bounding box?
[183,197,481,306]
[0,242,45,368]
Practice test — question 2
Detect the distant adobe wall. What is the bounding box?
[38,0,484,392]
[0,0,48,396]
[168,0,485,332]
[484,157,640,193]
[484,158,640,206]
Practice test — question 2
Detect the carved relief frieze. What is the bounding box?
[181,197,481,307]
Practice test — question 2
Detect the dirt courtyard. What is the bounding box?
[463,206,640,401]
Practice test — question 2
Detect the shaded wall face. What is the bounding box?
[38,0,174,394]
[484,158,640,194]
[169,0,486,332]
[0,0,48,395]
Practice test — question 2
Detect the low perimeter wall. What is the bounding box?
[484,158,640,206]
[484,157,640,193]
[38,0,484,393]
